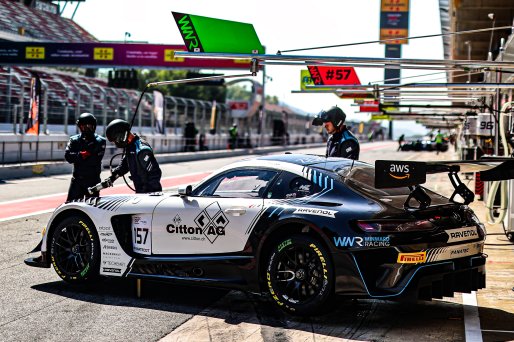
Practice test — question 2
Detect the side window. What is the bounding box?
[194,169,277,198]
[267,172,322,199]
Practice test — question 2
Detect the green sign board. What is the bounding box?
[172,12,264,54]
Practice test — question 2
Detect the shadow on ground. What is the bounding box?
[32,278,514,341]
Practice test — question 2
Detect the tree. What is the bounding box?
[140,69,226,102]
[266,95,279,104]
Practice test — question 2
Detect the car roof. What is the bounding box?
[254,153,372,172]
[195,153,373,191]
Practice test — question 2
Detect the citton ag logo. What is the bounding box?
[389,164,410,180]
[397,251,426,264]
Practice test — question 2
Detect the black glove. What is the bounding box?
[87,175,118,195]
[104,174,119,188]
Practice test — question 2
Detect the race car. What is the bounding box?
[25,154,514,315]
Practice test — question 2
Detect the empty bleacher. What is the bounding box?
[0,0,96,42]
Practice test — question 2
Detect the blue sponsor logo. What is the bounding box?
[333,236,390,247]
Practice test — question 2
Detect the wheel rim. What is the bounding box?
[53,224,92,277]
[273,244,325,304]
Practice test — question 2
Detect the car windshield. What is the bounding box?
[194,169,277,198]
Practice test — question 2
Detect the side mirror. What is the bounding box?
[178,185,192,197]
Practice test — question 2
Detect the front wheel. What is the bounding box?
[50,216,100,283]
[265,234,334,315]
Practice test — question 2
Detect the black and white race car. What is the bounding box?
[25,154,514,315]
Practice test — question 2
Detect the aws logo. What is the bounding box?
[389,164,410,180]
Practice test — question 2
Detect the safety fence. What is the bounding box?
[0,67,314,138]
[0,132,322,165]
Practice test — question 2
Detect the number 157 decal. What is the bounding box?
[132,214,152,255]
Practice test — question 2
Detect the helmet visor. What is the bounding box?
[111,131,128,147]
[312,111,330,126]
[79,123,95,134]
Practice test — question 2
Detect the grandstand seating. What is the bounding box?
[0,0,96,42]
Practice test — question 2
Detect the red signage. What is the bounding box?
[358,100,380,112]
[307,66,361,86]
[229,101,249,110]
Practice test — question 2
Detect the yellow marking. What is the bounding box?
[26,47,45,59]
[397,251,426,264]
[389,173,410,180]
[93,47,114,60]
[164,49,184,62]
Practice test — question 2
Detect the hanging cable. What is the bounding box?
[279,26,513,54]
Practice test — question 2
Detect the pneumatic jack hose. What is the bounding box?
[485,102,513,225]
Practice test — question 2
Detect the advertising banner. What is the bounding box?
[25,73,41,135]
[0,42,251,69]
[380,0,410,45]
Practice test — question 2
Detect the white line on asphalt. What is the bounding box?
[463,291,483,342]
[0,192,68,205]
[0,182,193,223]
[0,209,54,223]
[0,171,211,205]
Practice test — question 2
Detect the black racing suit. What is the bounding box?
[111,135,162,193]
[65,133,106,201]
[326,126,360,160]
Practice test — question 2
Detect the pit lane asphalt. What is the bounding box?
[1,142,512,342]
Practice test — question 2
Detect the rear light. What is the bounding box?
[357,219,434,233]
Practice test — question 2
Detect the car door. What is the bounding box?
[152,168,277,254]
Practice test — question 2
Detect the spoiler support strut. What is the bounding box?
[448,170,475,205]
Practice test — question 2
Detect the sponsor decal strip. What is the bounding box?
[445,226,479,243]
[397,251,426,264]
[425,242,483,263]
[293,208,337,218]
[245,206,268,235]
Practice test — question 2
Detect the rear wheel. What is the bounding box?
[265,234,334,315]
[50,216,100,283]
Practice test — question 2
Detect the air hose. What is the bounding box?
[485,101,512,224]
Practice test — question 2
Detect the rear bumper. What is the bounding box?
[408,254,486,300]
[336,253,486,300]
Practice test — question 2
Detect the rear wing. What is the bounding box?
[374,158,514,209]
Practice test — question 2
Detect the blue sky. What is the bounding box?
[60,0,444,136]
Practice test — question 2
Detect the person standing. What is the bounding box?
[184,121,198,152]
[435,129,445,155]
[229,123,238,150]
[104,119,162,193]
[312,106,360,159]
[65,113,106,201]
[398,134,405,151]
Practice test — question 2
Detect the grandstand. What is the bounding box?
[0,0,96,42]
[0,1,350,164]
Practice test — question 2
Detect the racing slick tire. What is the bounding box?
[265,234,334,315]
[50,215,100,283]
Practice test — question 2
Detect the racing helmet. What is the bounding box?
[76,113,97,133]
[106,119,131,148]
[312,106,346,128]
